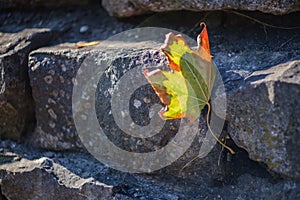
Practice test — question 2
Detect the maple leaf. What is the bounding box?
[143,23,235,155]
[144,23,215,123]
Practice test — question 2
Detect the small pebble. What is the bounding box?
[80,25,89,33]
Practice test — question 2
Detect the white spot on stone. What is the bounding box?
[80,25,89,33]
[143,97,151,104]
[121,111,125,118]
[104,91,109,97]
[44,75,53,84]
[133,99,142,108]
[267,82,275,104]
[48,70,55,76]
[72,77,77,85]
[48,109,57,120]
[47,98,56,104]
[52,90,59,98]
[49,121,55,128]
[31,62,40,71]
[61,65,67,72]
[130,122,135,128]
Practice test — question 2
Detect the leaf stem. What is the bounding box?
[180,102,235,173]
[206,102,235,154]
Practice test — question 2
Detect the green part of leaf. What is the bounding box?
[144,69,201,122]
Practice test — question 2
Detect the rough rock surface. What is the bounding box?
[26,10,300,178]
[0,0,98,10]
[28,44,87,150]
[27,42,159,150]
[1,5,300,199]
[0,5,134,140]
[0,147,114,199]
[1,140,300,200]
[0,29,58,140]
[28,40,231,182]
[228,60,300,180]
[102,0,300,17]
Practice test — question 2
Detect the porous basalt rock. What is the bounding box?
[0,28,58,140]
[102,0,300,17]
[0,156,114,200]
[227,60,300,180]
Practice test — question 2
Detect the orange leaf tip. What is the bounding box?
[197,22,212,61]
